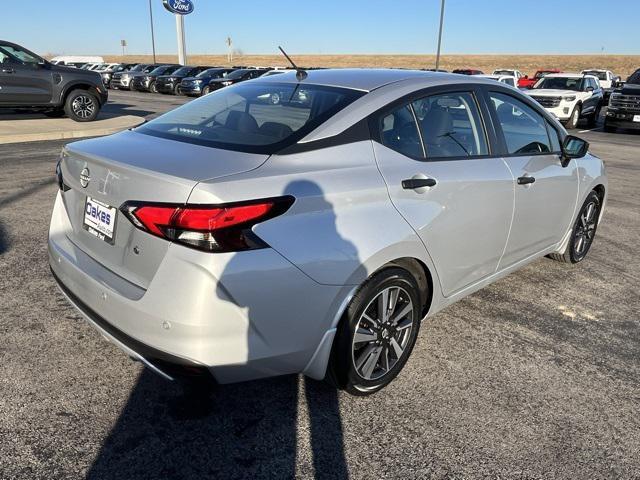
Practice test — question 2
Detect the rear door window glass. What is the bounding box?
[379,105,424,158]
[412,92,488,159]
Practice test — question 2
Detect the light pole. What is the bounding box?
[435,0,445,70]
[149,0,157,63]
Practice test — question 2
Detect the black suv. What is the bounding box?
[0,41,107,122]
[605,68,640,132]
[130,64,181,93]
[155,65,213,95]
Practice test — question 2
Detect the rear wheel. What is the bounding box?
[327,268,422,396]
[549,190,601,264]
[64,90,100,122]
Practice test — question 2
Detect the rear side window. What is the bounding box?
[137,82,363,154]
[412,92,488,159]
[379,105,424,158]
[489,92,551,155]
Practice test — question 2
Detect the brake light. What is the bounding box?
[121,197,293,252]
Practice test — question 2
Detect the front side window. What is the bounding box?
[412,92,488,158]
[490,92,551,155]
[0,44,41,64]
[137,82,363,153]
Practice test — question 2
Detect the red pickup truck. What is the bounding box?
[518,69,562,89]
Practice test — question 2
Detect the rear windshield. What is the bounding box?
[583,71,607,80]
[136,82,364,154]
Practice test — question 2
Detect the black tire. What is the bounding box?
[201,85,211,96]
[603,121,617,133]
[63,89,100,122]
[149,81,158,94]
[566,104,581,129]
[174,84,183,95]
[586,104,601,128]
[44,108,65,118]
[548,190,601,264]
[327,267,423,396]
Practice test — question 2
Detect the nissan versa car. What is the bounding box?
[50,69,607,395]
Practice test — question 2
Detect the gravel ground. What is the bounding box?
[0,93,638,479]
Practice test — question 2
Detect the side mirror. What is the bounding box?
[585,86,594,92]
[561,135,589,166]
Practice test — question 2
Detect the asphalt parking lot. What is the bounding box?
[1,91,639,479]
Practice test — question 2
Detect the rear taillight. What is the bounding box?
[121,197,293,253]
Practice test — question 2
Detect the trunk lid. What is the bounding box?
[59,130,269,288]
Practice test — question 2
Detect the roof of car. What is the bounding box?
[254,68,462,92]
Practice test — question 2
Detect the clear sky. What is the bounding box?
[4,0,639,56]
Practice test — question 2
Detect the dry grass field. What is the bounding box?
[102,54,640,77]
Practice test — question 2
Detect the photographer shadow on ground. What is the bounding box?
[86,180,357,479]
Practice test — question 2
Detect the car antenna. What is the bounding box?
[278,46,307,81]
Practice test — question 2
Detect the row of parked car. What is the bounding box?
[444,67,638,132]
[101,63,289,96]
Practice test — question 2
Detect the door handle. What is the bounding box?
[1,68,14,74]
[517,176,536,185]
[402,178,437,189]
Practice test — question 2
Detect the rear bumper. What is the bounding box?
[48,191,346,384]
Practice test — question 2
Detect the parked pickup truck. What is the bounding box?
[604,68,640,132]
[518,69,562,89]
[526,73,603,129]
[0,40,107,121]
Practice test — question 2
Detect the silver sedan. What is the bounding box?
[50,69,607,395]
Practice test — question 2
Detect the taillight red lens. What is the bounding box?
[121,197,292,252]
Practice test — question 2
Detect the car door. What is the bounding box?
[372,88,514,297]
[486,90,579,269]
[0,43,52,105]
[582,78,601,114]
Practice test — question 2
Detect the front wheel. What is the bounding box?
[566,104,581,129]
[64,90,100,122]
[327,268,423,396]
[149,81,158,94]
[201,85,211,96]
[549,190,601,264]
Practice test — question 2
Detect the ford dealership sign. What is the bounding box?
[162,0,194,15]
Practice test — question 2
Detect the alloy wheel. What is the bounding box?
[574,200,598,257]
[351,286,414,381]
[71,95,96,119]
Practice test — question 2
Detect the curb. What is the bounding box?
[0,115,146,145]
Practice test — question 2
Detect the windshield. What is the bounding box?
[493,70,513,76]
[534,71,554,79]
[129,64,145,72]
[171,66,194,76]
[583,71,607,80]
[149,65,177,75]
[225,69,256,80]
[626,69,640,84]
[197,68,225,78]
[534,77,583,91]
[137,82,364,154]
